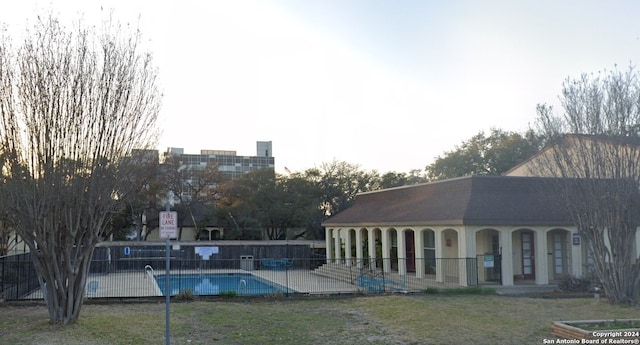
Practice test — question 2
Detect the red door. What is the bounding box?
[406,232,415,272]
[521,232,535,280]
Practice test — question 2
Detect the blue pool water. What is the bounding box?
[154,273,285,296]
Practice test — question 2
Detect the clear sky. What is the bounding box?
[3,1,640,174]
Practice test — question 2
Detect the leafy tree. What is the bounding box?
[380,171,409,189]
[426,129,544,180]
[535,66,640,304]
[226,169,323,240]
[220,161,426,241]
[380,170,427,189]
[219,169,277,239]
[161,154,224,240]
[261,182,291,240]
[314,160,381,217]
[0,14,160,323]
[279,172,324,239]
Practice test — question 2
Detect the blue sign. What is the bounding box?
[124,247,131,256]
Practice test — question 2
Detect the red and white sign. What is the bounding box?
[159,211,178,239]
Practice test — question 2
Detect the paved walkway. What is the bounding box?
[26,271,161,299]
[495,283,558,295]
[252,269,358,294]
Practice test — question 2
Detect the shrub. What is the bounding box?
[558,276,591,292]
[175,289,196,301]
[219,291,237,298]
[423,288,440,294]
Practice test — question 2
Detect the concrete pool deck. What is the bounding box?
[25,269,359,299]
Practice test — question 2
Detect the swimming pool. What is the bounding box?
[154,273,286,296]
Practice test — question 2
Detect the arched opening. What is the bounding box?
[441,228,459,280]
[358,228,369,267]
[441,228,458,257]
[422,229,436,275]
[404,229,416,272]
[198,227,223,241]
[512,229,536,281]
[349,228,357,266]
[372,228,382,269]
[389,228,399,271]
[547,228,572,282]
[475,228,501,284]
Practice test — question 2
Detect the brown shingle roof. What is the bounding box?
[322,176,574,227]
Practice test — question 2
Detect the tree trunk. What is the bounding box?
[32,245,96,324]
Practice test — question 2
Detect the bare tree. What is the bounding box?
[113,149,163,241]
[161,154,224,240]
[0,13,160,323]
[535,66,640,304]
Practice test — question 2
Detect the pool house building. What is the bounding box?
[322,175,640,287]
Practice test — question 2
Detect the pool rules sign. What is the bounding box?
[159,211,178,239]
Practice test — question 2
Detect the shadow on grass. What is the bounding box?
[422,286,497,295]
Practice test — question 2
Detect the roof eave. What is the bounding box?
[322,219,575,228]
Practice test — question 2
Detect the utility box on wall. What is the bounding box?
[240,255,254,270]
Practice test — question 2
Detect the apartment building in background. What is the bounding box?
[165,140,274,180]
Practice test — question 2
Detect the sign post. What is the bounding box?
[159,210,177,345]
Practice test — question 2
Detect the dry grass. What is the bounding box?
[0,294,637,345]
[349,295,639,344]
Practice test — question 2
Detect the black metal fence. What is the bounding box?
[477,254,502,285]
[1,249,478,300]
[0,253,38,300]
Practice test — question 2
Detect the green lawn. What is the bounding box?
[0,294,637,345]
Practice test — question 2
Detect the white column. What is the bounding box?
[435,229,444,283]
[334,228,342,264]
[355,228,364,269]
[501,229,514,286]
[397,229,407,276]
[460,227,477,287]
[368,228,376,271]
[457,229,468,286]
[535,229,549,285]
[325,228,334,263]
[381,228,392,273]
[345,229,352,266]
[415,229,425,279]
